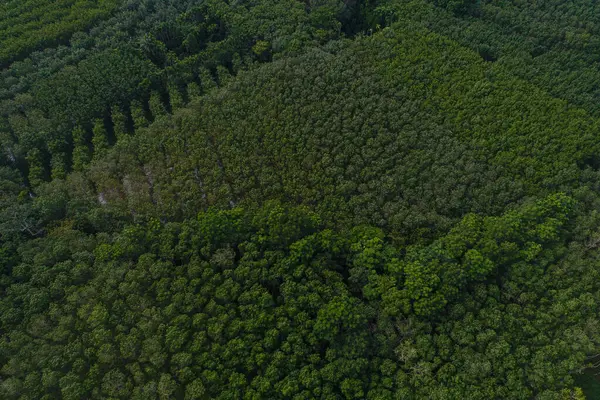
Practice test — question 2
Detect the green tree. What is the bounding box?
[26,148,46,187]
[131,100,150,131]
[92,118,109,160]
[149,91,168,120]
[71,125,91,172]
[111,105,130,140]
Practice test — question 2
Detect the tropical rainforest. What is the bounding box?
[2,0,600,398]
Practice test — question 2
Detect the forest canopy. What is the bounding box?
[2,0,600,399]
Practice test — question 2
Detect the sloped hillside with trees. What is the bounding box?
[2,0,600,399]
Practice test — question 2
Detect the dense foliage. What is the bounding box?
[2,0,600,398]
[378,0,600,117]
[0,0,122,68]
[2,197,599,399]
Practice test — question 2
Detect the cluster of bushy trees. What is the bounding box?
[3,0,600,398]
[1,196,598,399]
